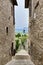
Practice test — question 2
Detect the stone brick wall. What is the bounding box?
[29,0,43,65]
[0,0,14,65]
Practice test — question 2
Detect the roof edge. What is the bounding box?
[10,0,18,6]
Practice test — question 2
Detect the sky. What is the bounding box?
[15,0,29,30]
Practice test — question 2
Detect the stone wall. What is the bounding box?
[29,0,43,65]
[0,0,14,65]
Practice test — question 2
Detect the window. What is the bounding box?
[6,27,8,35]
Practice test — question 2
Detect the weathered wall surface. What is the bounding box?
[29,0,43,65]
[0,0,14,65]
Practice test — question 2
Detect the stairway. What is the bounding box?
[5,49,35,65]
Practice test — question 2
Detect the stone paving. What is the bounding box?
[5,49,35,65]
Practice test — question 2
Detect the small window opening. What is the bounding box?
[11,42,16,56]
[6,27,8,35]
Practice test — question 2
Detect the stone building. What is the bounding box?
[0,0,17,65]
[25,0,43,65]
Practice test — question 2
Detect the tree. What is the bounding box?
[15,39,20,51]
[16,33,21,38]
